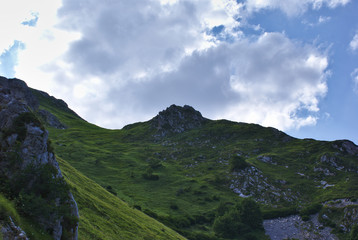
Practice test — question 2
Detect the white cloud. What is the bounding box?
[350,32,358,51]
[245,0,351,16]
[318,16,331,23]
[352,68,358,93]
[302,15,331,27]
[216,33,328,130]
[8,0,329,131]
[0,0,79,87]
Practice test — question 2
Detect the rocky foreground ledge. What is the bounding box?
[0,77,79,240]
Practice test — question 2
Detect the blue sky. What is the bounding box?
[0,0,357,144]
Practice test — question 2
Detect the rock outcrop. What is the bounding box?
[230,166,298,204]
[0,77,78,240]
[1,217,28,240]
[151,104,208,137]
[332,140,358,156]
[38,109,67,129]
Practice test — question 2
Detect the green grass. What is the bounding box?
[0,194,20,224]
[32,88,358,239]
[57,157,186,240]
[0,194,53,240]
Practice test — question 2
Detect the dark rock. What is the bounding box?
[151,104,208,137]
[38,109,67,129]
[257,155,277,165]
[0,76,38,110]
[1,216,28,240]
[332,140,358,155]
[0,95,29,129]
[0,76,78,240]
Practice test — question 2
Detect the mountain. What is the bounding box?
[0,77,185,240]
[1,76,358,240]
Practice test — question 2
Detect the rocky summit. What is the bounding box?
[150,104,208,137]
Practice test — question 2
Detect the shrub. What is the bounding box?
[105,185,117,196]
[47,139,54,153]
[243,233,260,240]
[143,209,158,219]
[240,198,263,229]
[142,168,159,180]
[0,194,20,224]
[147,158,162,169]
[213,199,263,237]
[158,215,191,229]
[299,203,322,220]
[176,188,184,196]
[351,224,358,240]
[213,208,252,238]
[213,211,239,238]
[262,206,298,219]
[170,203,179,210]
[216,201,229,217]
[133,205,142,211]
[212,195,220,201]
[213,175,227,185]
[11,163,73,229]
[180,231,217,240]
[229,156,248,172]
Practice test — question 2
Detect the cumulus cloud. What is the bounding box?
[11,0,329,131]
[211,33,328,130]
[55,0,242,79]
[350,32,358,51]
[245,0,351,16]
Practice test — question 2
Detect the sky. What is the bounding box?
[0,0,357,144]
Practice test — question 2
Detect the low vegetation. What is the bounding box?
[31,88,358,239]
[57,157,185,240]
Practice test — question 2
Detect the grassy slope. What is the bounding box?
[32,89,357,238]
[57,157,185,240]
[0,194,53,240]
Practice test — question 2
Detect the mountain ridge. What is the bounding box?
[1,76,358,240]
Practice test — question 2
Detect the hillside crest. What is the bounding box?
[150,104,208,136]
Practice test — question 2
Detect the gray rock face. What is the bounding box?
[0,88,29,129]
[0,76,38,110]
[1,217,29,240]
[230,166,298,204]
[264,214,338,240]
[257,155,277,165]
[332,140,358,155]
[0,76,78,240]
[151,104,207,137]
[38,109,67,129]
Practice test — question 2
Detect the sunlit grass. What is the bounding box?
[58,157,186,240]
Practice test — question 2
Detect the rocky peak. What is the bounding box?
[0,76,38,110]
[151,104,208,137]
